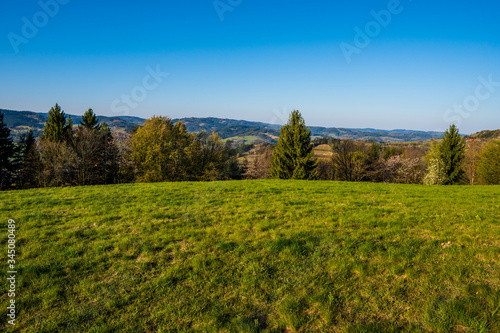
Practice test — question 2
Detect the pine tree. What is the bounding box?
[21,130,41,188]
[270,110,316,179]
[80,108,100,130]
[25,129,36,153]
[41,103,73,142]
[439,124,465,185]
[64,116,74,141]
[39,104,75,187]
[0,111,14,189]
[11,130,39,188]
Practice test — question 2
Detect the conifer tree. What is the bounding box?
[439,124,465,185]
[64,116,74,141]
[25,129,36,153]
[11,130,39,188]
[80,108,100,130]
[21,130,41,188]
[11,133,26,188]
[41,103,73,142]
[270,110,316,179]
[0,111,14,189]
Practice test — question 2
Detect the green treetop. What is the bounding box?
[0,111,14,189]
[41,103,73,142]
[80,108,100,130]
[270,110,317,179]
[439,124,466,185]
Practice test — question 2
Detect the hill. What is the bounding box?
[466,129,500,140]
[0,109,145,139]
[1,109,446,143]
[1,180,498,332]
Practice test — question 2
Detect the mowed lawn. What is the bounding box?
[1,181,499,332]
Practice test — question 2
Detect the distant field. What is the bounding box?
[227,135,262,145]
[1,181,499,332]
[313,144,333,159]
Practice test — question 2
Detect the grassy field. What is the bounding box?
[1,181,499,332]
[226,136,262,145]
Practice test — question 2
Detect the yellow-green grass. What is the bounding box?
[1,181,499,332]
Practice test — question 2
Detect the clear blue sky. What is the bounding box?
[1,0,500,133]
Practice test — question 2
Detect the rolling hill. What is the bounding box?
[2,108,445,143]
[466,129,500,140]
[1,109,144,139]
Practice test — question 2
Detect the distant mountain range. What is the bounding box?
[1,109,446,144]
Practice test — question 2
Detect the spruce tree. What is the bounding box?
[41,103,73,142]
[64,115,74,141]
[80,108,100,130]
[22,130,42,188]
[439,124,465,185]
[0,111,14,189]
[25,129,36,152]
[270,110,316,179]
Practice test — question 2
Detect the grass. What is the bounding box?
[1,180,499,332]
[226,136,262,145]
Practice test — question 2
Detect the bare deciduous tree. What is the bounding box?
[332,139,365,182]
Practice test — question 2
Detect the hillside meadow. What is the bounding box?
[1,181,499,332]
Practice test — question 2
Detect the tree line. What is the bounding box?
[0,104,243,190]
[1,106,499,190]
[244,111,500,185]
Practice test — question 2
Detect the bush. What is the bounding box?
[477,140,500,184]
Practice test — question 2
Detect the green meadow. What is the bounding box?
[1,181,499,332]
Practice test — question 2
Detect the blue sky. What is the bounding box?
[1,0,500,133]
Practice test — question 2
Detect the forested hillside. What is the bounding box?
[2,109,445,143]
